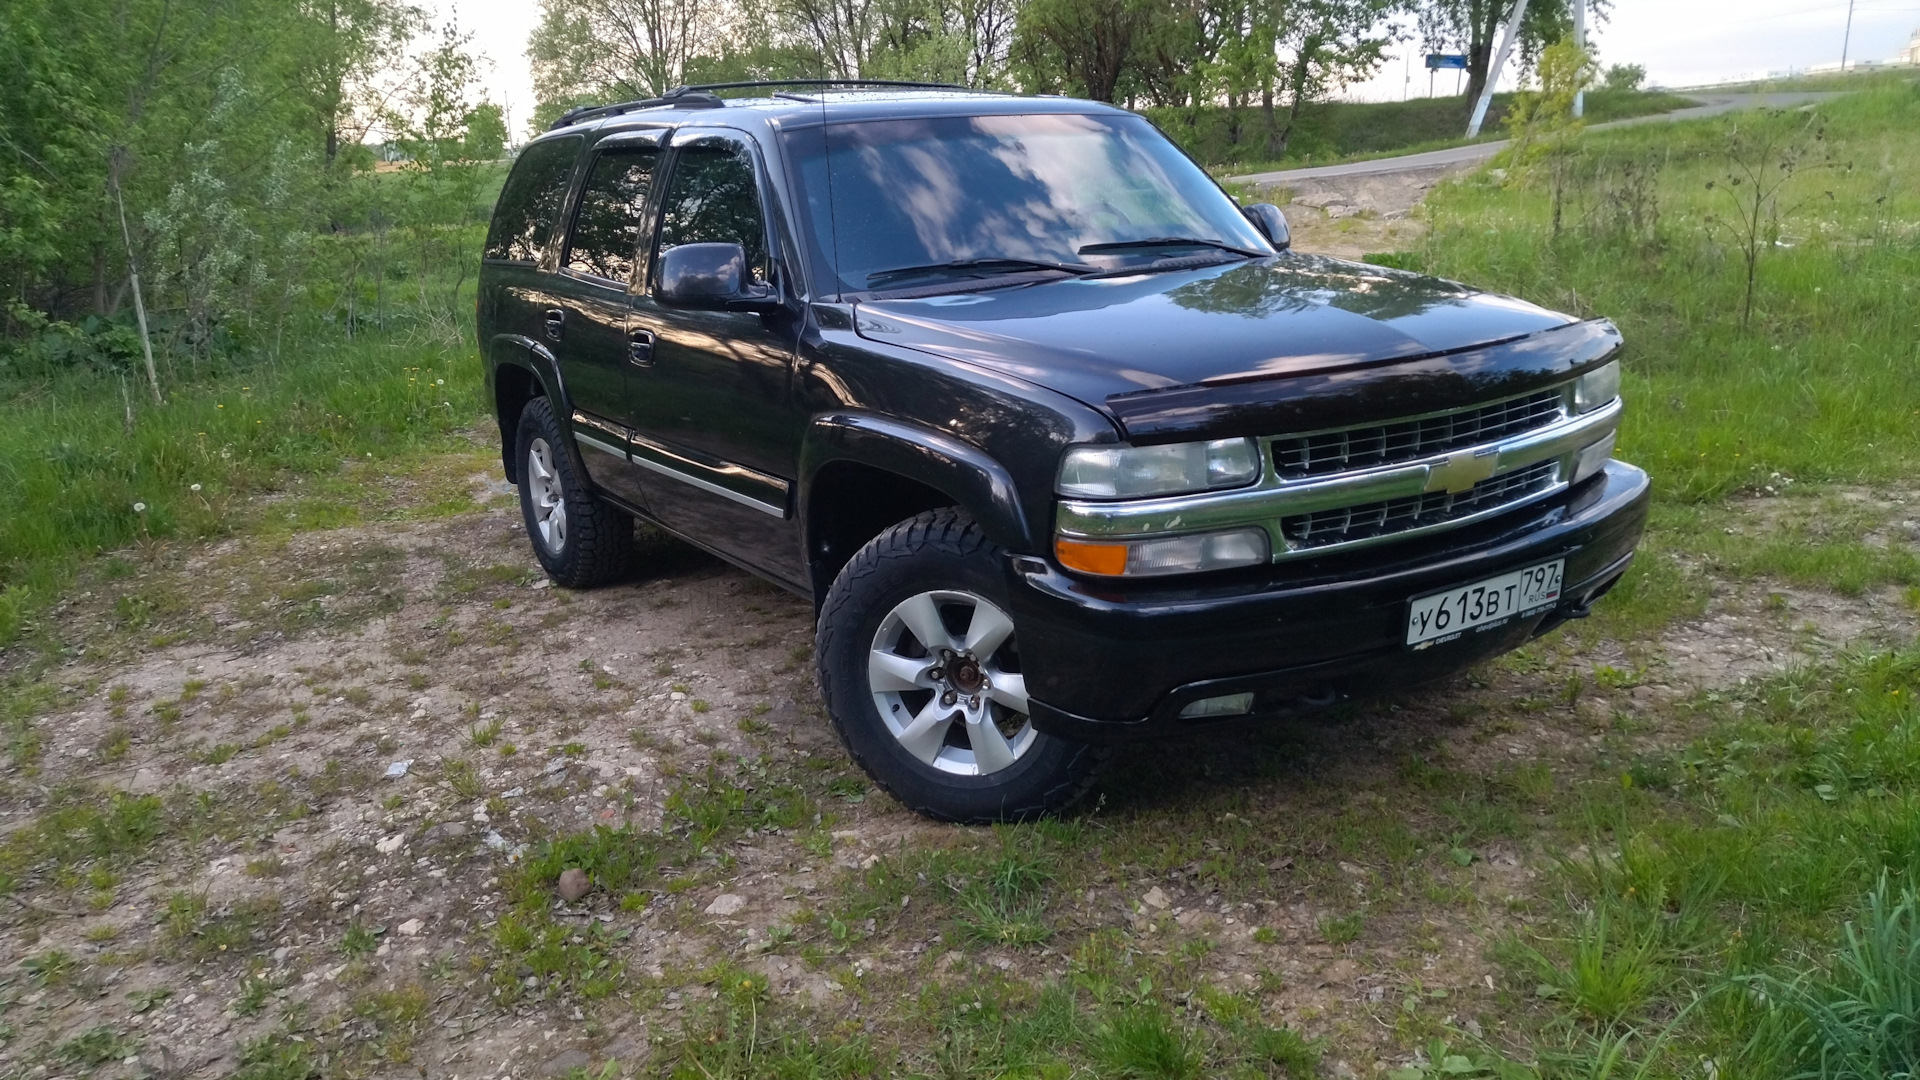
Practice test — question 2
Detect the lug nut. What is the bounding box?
[941,690,957,706]
[929,667,945,681]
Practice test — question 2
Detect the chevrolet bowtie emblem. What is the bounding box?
[1425,449,1501,495]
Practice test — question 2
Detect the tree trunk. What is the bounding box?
[1262,83,1278,158]
[1464,39,1492,102]
[1273,51,1312,160]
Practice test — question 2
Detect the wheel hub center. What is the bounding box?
[948,656,985,693]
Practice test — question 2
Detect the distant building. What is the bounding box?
[1904,29,1920,65]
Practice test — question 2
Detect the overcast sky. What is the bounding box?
[436,0,1920,141]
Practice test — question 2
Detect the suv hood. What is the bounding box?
[852,253,1581,436]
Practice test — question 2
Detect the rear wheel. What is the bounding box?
[514,397,633,588]
[816,509,1106,823]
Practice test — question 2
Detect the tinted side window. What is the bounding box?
[656,143,768,283]
[483,136,581,263]
[564,149,658,282]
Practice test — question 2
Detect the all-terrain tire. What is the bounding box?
[514,396,634,589]
[816,508,1108,823]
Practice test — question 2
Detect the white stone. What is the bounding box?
[375,834,406,854]
[1142,886,1171,910]
[397,918,423,936]
[704,893,747,916]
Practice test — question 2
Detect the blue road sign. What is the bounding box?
[1425,53,1469,70]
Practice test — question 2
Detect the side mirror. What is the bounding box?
[656,242,778,311]
[1241,203,1290,252]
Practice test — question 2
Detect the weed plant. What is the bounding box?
[1401,82,1920,634]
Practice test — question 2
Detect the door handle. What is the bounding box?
[627,328,655,367]
[544,308,565,341]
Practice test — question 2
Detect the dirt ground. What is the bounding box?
[4,175,1917,1078]
[1248,164,1464,262]
[6,475,1918,1079]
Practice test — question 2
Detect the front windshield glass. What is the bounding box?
[781,113,1272,298]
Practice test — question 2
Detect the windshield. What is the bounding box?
[781,113,1273,298]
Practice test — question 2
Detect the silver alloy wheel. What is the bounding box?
[526,437,567,554]
[866,589,1034,776]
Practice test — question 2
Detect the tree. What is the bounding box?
[1416,0,1605,106]
[1499,37,1595,235]
[1012,0,1159,101]
[528,0,737,109]
[463,101,508,160]
[291,0,425,163]
[1268,0,1406,157]
[1601,61,1642,91]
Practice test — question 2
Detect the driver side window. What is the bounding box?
[656,142,770,285]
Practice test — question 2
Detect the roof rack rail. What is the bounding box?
[548,87,723,131]
[547,79,992,130]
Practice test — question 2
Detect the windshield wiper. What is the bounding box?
[1078,236,1266,258]
[865,257,1095,287]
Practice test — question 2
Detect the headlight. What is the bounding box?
[1056,527,1269,577]
[1572,360,1621,414]
[1057,438,1260,500]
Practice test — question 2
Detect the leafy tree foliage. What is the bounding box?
[1416,0,1607,107]
[0,0,498,379]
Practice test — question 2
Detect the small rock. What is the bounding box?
[384,759,412,778]
[501,786,526,798]
[602,1034,649,1067]
[529,579,551,590]
[375,834,406,854]
[705,893,747,916]
[1142,886,1170,910]
[428,821,468,840]
[538,1048,591,1077]
[397,919,423,936]
[558,868,592,902]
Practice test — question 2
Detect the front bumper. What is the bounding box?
[1010,459,1650,741]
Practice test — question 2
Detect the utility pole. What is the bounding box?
[1840,0,1857,70]
[1467,0,1532,137]
[1572,0,1587,118]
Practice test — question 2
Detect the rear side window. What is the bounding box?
[563,149,659,283]
[656,142,769,283]
[484,136,582,263]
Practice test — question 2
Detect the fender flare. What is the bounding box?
[799,412,1038,555]
[489,334,582,482]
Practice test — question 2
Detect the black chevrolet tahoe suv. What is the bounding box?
[476,81,1649,823]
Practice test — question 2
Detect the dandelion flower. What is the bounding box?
[133,502,147,513]
[190,484,202,493]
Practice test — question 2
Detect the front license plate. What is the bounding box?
[1406,559,1564,649]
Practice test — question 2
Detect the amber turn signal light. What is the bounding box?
[1054,537,1128,576]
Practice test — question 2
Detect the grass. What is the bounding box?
[0,337,486,647]
[1153,88,1695,171]
[1392,81,1920,639]
[0,57,1911,1080]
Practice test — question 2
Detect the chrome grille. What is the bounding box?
[1272,390,1565,479]
[1281,460,1561,548]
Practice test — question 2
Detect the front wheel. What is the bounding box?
[816,509,1106,823]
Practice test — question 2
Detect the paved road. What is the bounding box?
[1231,92,1844,186]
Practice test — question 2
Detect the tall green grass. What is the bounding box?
[1159,89,1694,171]
[1509,647,1920,1078]
[1408,83,1920,505]
[0,330,484,646]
